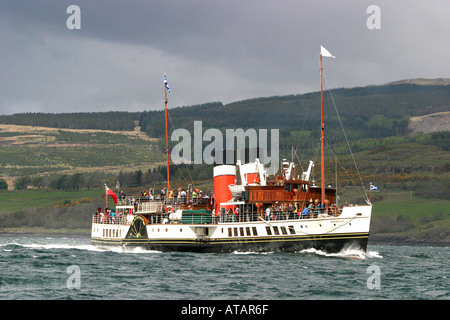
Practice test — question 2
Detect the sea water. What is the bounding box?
[0,236,448,300]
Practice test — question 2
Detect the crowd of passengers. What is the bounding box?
[93,207,129,224]
[94,200,343,224]
[118,188,211,205]
[220,201,341,222]
[95,183,344,224]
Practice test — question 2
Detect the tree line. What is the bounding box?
[6,163,214,192]
[0,111,139,131]
[11,173,105,191]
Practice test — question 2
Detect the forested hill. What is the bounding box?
[0,111,140,131]
[1,81,449,148]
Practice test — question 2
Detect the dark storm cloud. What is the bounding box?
[0,0,449,114]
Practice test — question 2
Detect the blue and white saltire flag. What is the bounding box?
[164,73,171,93]
[370,184,379,191]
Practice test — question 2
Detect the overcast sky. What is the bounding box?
[0,0,449,115]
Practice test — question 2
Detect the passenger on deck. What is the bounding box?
[319,203,325,213]
[179,189,186,204]
[265,207,271,221]
[288,204,293,220]
[228,208,234,222]
[192,190,198,203]
[234,206,239,221]
[96,207,102,222]
[302,207,309,219]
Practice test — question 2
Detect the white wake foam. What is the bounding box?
[232,251,274,255]
[300,247,383,260]
[13,242,161,254]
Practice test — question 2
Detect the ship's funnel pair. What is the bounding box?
[212,149,263,215]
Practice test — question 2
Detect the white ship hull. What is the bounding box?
[91,205,371,253]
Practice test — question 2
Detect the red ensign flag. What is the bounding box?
[105,185,118,204]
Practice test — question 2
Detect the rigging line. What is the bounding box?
[300,91,314,133]
[293,89,314,161]
[292,146,305,173]
[289,147,311,205]
[313,142,321,164]
[166,110,195,186]
[308,143,321,185]
[174,162,189,185]
[324,140,367,201]
[294,150,305,174]
[322,72,368,200]
[310,144,320,184]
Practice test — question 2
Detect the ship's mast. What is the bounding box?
[320,53,325,204]
[318,46,335,204]
[164,77,170,192]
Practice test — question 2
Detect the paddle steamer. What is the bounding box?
[91,47,372,253]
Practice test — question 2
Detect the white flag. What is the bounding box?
[320,45,335,58]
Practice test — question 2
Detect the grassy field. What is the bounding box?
[373,196,448,225]
[375,198,448,220]
[0,189,104,213]
[369,193,449,243]
[372,192,448,220]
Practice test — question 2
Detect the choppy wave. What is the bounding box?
[232,251,274,255]
[2,236,448,300]
[3,240,382,259]
[2,240,161,254]
[299,246,383,260]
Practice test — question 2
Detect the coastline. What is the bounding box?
[0,228,90,239]
[368,238,449,248]
[368,233,449,247]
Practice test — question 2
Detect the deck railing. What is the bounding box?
[217,208,341,223]
[92,214,133,225]
[117,196,210,206]
[92,208,342,226]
